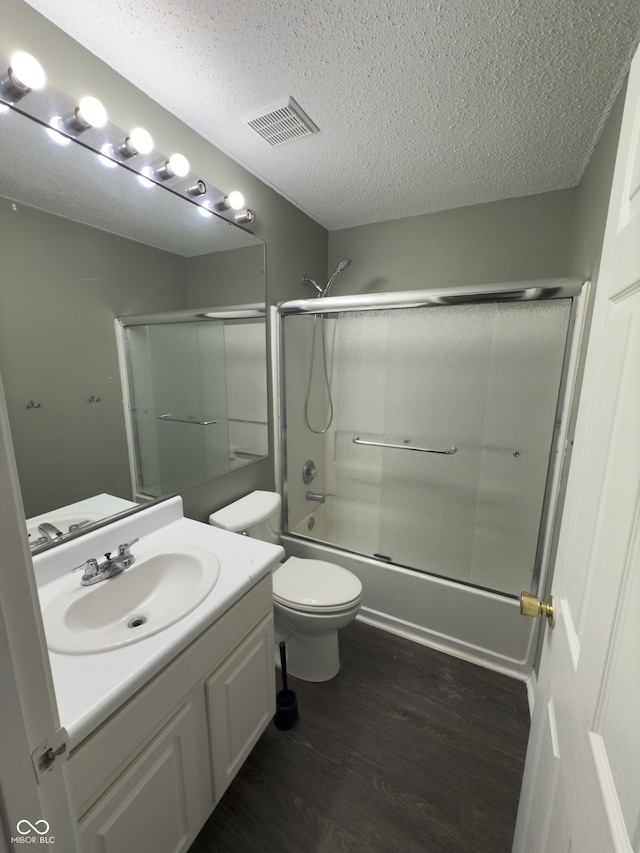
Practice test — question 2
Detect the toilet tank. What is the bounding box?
[209,490,281,544]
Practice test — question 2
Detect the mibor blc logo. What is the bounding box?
[11,819,55,845]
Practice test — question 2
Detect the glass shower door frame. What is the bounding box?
[277,278,588,600]
[116,303,266,501]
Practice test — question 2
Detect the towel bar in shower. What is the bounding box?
[158,414,218,425]
[352,437,457,455]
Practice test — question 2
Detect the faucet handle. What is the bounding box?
[117,538,139,557]
[72,558,99,580]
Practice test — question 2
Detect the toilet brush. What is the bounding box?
[274,641,298,730]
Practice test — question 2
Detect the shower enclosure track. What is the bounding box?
[278,277,583,315]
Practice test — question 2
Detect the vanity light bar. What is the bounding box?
[0,49,255,227]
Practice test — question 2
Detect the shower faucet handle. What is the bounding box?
[302,459,317,484]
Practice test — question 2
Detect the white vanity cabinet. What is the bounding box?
[67,576,275,853]
[206,613,274,800]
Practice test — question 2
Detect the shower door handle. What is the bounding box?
[352,437,457,455]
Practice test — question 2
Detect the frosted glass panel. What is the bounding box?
[284,298,571,596]
[125,320,228,497]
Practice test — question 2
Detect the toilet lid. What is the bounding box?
[273,557,362,610]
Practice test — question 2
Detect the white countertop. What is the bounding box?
[27,493,139,547]
[33,497,284,749]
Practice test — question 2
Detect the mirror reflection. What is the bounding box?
[0,106,267,550]
[120,310,267,500]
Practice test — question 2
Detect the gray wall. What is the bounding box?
[0,199,187,516]
[567,85,626,283]
[186,245,265,307]
[2,0,328,523]
[531,82,626,672]
[2,0,622,534]
[328,188,576,295]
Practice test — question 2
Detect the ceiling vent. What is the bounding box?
[243,97,319,147]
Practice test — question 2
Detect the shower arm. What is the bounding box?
[301,275,323,296]
[301,259,352,299]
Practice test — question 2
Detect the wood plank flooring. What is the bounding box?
[189,620,530,853]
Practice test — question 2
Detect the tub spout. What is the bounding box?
[306,491,326,504]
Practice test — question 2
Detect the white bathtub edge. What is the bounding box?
[356,607,531,682]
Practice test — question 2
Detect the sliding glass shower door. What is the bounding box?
[124,320,230,497]
[283,297,572,597]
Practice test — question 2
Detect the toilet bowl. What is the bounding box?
[209,491,362,682]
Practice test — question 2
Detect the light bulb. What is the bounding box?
[157,152,190,180]
[98,145,117,167]
[6,51,46,95]
[215,191,246,212]
[120,126,153,157]
[73,96,108,130]
[228,191,245,210]
[138,167,155,188]
[167,153,189,177]
[47,116,71,146]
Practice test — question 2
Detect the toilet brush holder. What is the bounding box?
[274,641,298,730]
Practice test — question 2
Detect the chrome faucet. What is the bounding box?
[39,522,64,541]
[73,538,139,586]
[306,491,326,504]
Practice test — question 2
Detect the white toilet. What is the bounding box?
[209,490,363,682]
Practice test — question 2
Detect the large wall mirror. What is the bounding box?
[0,103,267,552]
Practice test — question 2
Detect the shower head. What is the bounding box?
[322,258,352,296]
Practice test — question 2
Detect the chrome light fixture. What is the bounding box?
[234,209,254,224]
[186,180,207,196]
[2,51,46,99]
[118,126,153,157]
[156,153,190,180]
[0,48,256,222]
[215,191,245,212]
[68,95,108,131]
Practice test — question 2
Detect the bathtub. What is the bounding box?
[283,502,537,681]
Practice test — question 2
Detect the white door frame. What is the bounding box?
[0,372,79,850]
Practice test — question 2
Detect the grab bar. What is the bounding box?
[352,436,457,455]
[158,414,217,426]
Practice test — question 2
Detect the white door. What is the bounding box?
[0,376,80,850]
[513,44,640,853]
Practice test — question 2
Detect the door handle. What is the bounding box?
[520,591,555,628]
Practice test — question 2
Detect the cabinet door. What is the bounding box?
[78,702,204,853]
[206,614,275,801]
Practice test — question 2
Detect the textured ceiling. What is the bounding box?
[25,0,640,230]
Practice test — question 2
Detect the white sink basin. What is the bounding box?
[44,545,220,654]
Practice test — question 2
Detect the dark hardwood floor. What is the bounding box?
[189,620,530,853]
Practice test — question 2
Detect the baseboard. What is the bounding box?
[525,669,537,718]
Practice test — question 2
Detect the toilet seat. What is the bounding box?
[273,557,362,614]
